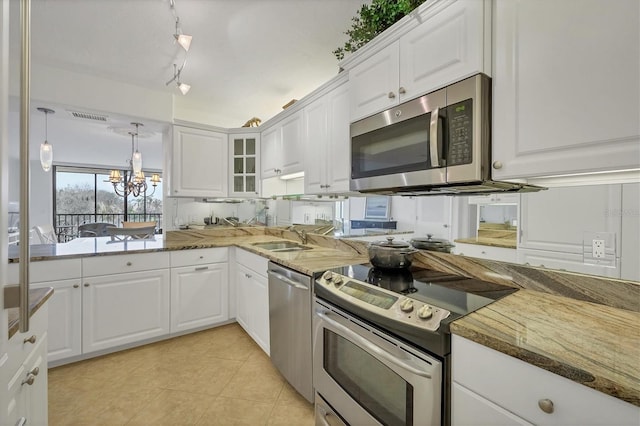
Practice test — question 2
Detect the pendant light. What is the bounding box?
[131,122,143,175]
[37,107,55,172]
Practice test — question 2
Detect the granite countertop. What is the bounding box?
[7,287,54,339]
[6,230,639,407]
[450,290,640,407]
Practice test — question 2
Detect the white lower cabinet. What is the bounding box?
[170,248,229,333]
[82,268,171,354]
[3,306,48,426]
[234,248,270,355]
[32,279,82,362]
[452,335,640,426]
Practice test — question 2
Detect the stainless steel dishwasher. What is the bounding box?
[267,261,314,403]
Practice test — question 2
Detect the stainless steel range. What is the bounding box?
[312,264,516,426]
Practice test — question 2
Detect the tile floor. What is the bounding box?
[48,323,315,425]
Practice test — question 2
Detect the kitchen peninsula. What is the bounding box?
[6,227,640,413]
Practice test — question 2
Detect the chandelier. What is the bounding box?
[107,122,161,197]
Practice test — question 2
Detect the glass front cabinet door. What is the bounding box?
[229,133,260,197]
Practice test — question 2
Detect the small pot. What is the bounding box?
[368,237,418,269]
[410,234,455,253]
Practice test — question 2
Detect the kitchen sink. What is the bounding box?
[251,241,312,252]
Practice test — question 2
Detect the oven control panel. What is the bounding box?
[317,271,450,332]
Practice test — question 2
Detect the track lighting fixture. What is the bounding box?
[167,0,192,95]
[37,107,55,172]
[174,17,192,51]
[166,62,191,95]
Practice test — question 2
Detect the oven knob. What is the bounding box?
[322,271,333,281]
[417,305,433,320]
[333,275,343,285]
[399,298,414,312]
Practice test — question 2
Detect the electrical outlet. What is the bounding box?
[592,239,605,259]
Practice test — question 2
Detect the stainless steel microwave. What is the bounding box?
[350,74,544,195]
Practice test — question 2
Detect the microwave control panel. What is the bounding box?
[446,98,473,166]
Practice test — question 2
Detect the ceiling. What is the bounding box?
[8,0,366,157]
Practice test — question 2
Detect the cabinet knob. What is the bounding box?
[399,86,406,94]
[126,262,132,266]
[21,374,36,386]
[492,161,503,169]
[245,273,252,278]
[28,366,40,376]
[388,92,396,99]
[538,398,554,414]
[199,256,204,259]
[73,284,79,288]
[23,335,36,344]
[174,190,179,193]
[84,283,90,287]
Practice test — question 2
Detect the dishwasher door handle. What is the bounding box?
[268,270,309,291]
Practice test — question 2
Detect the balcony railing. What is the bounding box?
[55,213,163,241]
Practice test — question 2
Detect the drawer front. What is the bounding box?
[82,252,170,277]
[452,335,640,425]
[5,305,48,378]
[235,248,268,277]
[7,258,82,284]
[170,247,228,267]
[452,242,517,263]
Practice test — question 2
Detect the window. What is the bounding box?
[54,166,163,238]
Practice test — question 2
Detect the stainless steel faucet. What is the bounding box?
[292,228,307,245]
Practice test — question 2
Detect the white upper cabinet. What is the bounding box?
[347,0,489,121]
[491,0,640,180]
[171,125,228,197]
[304,80,351,194]
[260,110,304,179]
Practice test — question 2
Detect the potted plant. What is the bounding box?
[333,0,427,60]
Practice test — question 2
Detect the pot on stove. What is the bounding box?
[410,234,455,253]
[368,237,418,269]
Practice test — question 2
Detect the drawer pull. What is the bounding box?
[126,262,132,266]
[73,284,79,288]
[23,335,36,344]
[15,417,27,426]
[245,273,252,278]
[28,366,40,376]
[199,256,204,259]
[21,373,36,386]
[538,398,554,414]
[84,283,90,287]
[195,266,209,271]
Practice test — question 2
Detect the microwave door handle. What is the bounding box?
[429,107,441,167]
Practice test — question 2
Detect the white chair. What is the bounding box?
[33,224,58,244]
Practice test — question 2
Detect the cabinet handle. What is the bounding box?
[245,273,252,278]
[28,366,40,376]
[492,161,503,170]
[399,86,406,94]
[388,91,396,99]
[23,335,36,344]
[195,266,209,271]
[73,284,79,288]
[538,399,554,414]
[199,256,204,259]
[15,417,27,426]
[21,374,36,386]
[126,262,132,266]
[84,283,90,287]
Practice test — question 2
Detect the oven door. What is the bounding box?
[350,89,447,192]
[313,300,442,426]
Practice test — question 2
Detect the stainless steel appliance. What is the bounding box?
[313,265,517,425]
[350,73,544,195]
[267,262,314,403]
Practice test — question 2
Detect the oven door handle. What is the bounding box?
[429,107,441,168]
[317,310,432,379]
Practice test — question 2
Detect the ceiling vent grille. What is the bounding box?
[68,110,109,122]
